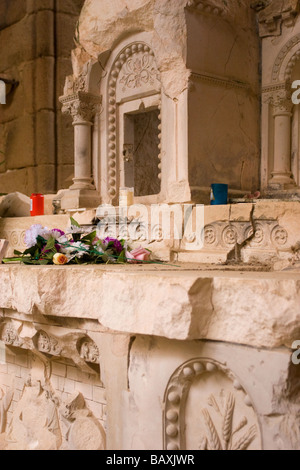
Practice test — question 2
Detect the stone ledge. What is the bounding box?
[0,265,299,349]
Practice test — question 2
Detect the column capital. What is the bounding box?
[60,92,102,124]
[263,86,293,115]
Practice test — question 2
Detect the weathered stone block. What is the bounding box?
[0,167,37,196]
[56,0,85,16]
[34,57,55,111]
[0,192,30,217]
[35,110,56,164]
[36,164,56,194]
[4,115,35,170]
[57,164,74,189]
[26,0,54,14]
[56,111,75,164]
[0,0,27,29]
[35,9,55,57]
[0,15,35,70]
[55,12,81,58]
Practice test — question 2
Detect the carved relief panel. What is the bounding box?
[4,381,106,451]
[163,359,261,451]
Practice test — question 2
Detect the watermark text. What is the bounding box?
[292,340,300,365]
[0,80,5,105]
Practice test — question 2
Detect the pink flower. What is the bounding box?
[125,246,151,263]
[92,236,100,245]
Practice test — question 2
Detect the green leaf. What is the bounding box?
[117,250,126,263]
[14,250,23,256]
[81,231,97,244]
[22,245,38,256]
[44,236,56,251]
[70,217,80,228]
[2,257,24,263]
[22,258,38,265]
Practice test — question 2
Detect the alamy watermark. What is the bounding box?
[0,80,6,105]
[292,341,300,365]
[96,203,205,249]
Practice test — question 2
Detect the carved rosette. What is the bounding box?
[60,91,102,124]
[204,225,217,246]
[271,225,288,246]
[163,359,261,451]
[184,220,289,252]
[107,42,161,201]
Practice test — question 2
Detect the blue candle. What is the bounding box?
[210,184,228,205]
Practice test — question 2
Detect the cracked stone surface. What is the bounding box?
[0,265,299,349]
[74,0,258,99]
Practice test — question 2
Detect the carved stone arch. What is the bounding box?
[99,33,162,204]
[272,34,300,83]
[163,358,262,451]
[285,49,300,82]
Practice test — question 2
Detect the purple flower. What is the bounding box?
[103,237,123,254]
[52,229,65,239]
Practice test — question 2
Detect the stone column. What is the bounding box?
[268,90,296,190]
[59,91,102,210]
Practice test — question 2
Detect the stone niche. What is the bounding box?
[60,0,260,209]
[254,0,300,194]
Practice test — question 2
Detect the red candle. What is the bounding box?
[30,193,44,216]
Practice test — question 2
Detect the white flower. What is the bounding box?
[60,241,90,258]
[73,242,90,258]
[24,225,52,248]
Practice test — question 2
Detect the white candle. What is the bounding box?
[119,187,134,207]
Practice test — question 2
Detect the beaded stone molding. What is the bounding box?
[163,358,261,451]
[271,34,300,82]
[106,41,161,203]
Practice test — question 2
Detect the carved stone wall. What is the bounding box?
[0,319,106,450]
[252,0,300,38]
[0,0,85,195]
[126,336,300,450]
[257,0,300,191]
[101,39,161,204]
[163,359,261,450]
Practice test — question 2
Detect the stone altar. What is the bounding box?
[0,261,299,450]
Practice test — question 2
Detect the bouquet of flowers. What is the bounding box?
[2,218,151,266]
